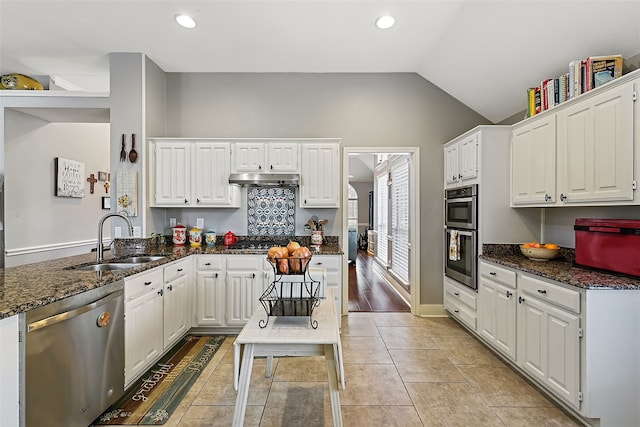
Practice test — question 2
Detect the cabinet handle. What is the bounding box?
[205,262,211,266]
[537,289,547,294]
[560,193,567,201]
[197,198,201,204]
[506,290,513,298]
[458,173,462,180]
[518,296,525,304]
[158,289,164,296]
[454,292,459,296]
[177,268,183,272]
[453,309,459,313]
[545,193,551,202]
[489,272,496,276]
[270,165,273,170]
[452,175,456,181]
[252,273,256,278]
[304,199,307,205]
[258,165,262,170]
[167,284,173,291]
[144,281,152,286]
[184,198,189,204]
[215,273,218,278]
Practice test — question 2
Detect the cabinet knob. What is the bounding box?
[158,289,164,296]
[270,165,273,170]
[537,289,547,294]
[177,268,183,272]
[518,296,525,304]
[544,193,551,202]
[560,193,567,201]
[184,198,189,204]
[506,290,513,298]
[252,273,256,278]
[167,284,173,291]
[458,174,462,180]
[205,262,211,266]
[215,273,218,278]
[144,281,152,286]
[452,175,457,181]
[197,198,201,204]
[258,165,262,170]
[454,292,459,296]
[489,272,496,276]
[453,309,459,313]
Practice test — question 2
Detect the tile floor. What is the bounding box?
[110,313,583,426]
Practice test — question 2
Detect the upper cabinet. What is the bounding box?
[150,139,240,208]
[231,141,298,173]
[511,74,640,207]
[300,142,340,208]
[444,133,478,188]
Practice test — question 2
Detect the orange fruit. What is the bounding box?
[522,243,532,248]
[544,243,559,249]
[531,242,541,248]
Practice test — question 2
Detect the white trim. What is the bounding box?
[5,239,98,257]
[415,304,449,317]
[342,146,420,316]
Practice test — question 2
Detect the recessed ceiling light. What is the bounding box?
[375,15,395,30]
[175,14,196,29]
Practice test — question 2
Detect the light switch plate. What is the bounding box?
[114,227,122,238]
[133,226,142,238]
[170,218,176,227]
[196,218,204,229]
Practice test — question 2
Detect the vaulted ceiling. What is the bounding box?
[2,1,639,123]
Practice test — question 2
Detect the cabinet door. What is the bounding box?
[557,82,634,204]
[444,143,459,187]
[268,142,298,172]
[233,142,265,172]
[163,274,192,349]
[459,134,479,183]
[125,289,164,386]
[196,270,226,327]
[480,278,517,360]
[300,143,340,207]
[518,294,580,408]
[154,141,191,206]
[193,142,240,207]
[511,116,556,205]
[226,271,266,326]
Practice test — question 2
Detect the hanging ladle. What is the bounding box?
[128,133,138,163]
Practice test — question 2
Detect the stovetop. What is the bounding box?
[226,240,289,251]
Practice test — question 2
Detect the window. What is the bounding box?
[375,169,389,267]
[390,156,410,284]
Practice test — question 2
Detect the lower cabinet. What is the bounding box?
[163,258,193,349]
[226,256,270,326]
[308,254,343,321]
[195,255,226,327]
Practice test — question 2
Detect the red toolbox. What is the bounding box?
[574,218,640,277]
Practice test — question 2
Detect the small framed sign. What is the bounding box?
[98,171,108,181]
[55,157,85,198]
[102,196,111,210]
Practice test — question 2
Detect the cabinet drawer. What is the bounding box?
[519,274,581,314]
[227,255,265,271]
[164,258,191,283]
[196,255,225,271]
[445,296,477,331]
[309,255,341,271]
[445,278,477,311]
[479,261,516,289]
[125,268,164,302]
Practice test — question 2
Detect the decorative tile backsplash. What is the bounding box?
[247,187,295,236]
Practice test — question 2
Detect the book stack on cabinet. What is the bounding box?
[526,54,623,118]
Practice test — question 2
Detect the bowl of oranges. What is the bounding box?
[520,242,559,261]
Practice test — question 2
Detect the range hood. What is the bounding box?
[228,173,299,187]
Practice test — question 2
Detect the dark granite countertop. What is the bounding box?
[481,244,640,291]
[0,238,343,319]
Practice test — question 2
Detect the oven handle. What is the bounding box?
[446,196,475,204]
[448,229,473,237]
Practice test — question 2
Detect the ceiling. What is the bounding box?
[2,1,640,123]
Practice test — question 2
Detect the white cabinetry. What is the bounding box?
[225,256,270,326]
[151,139,240,208]
[444,132,478,188]
[195,256,226,327]
[444,276,477,331]
[308,254,343,322]
[556,80,634,204]
[478,261,517,360]
[124,268,164,386]
[300,142,340,208]
[232,141,298,173]
[162,258,193,349]
[0,315,19,427]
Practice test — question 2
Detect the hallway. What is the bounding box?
[348,250,410,312]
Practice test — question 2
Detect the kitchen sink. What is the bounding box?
[67,262,143,272]
[116,256,166,264]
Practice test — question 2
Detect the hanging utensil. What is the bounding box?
[120,134,127,161]
[307,219,316,230]
[128,133,138,163]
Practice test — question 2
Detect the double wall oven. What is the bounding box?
[444,184,478,291]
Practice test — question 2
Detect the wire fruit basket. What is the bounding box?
[259,257,320,328]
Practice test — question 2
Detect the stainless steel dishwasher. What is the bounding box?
[25,280,124,427]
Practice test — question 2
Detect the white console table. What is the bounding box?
[232,289,345,427]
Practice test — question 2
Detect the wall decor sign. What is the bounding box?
[102,197,111,210]
[116,171,138,217]
[98,171,108,181]
[55,157,85,198]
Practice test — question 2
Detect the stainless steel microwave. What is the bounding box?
[445,184,477,230]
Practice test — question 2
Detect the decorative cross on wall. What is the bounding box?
[104,173,111,194]
[87,173,98,194]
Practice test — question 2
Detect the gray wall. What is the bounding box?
[162,72,488,306]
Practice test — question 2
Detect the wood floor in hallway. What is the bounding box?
[348,249,410,312]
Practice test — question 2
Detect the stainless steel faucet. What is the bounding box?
[97,213,134,262]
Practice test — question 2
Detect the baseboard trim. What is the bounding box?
[415,304,448,317]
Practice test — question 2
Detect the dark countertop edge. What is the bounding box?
[0,244,343,319]
[480,245,640,291]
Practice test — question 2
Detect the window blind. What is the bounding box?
[375,171,388,267]
[390,157,410,284]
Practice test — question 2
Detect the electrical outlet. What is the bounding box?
[114,227,122,238]
[133,226,142,238]
[196,218,204,229]
[170,218,176,227]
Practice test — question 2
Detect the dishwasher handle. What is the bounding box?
[27,289,123,333]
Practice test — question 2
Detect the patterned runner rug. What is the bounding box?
[93,335,226,425]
